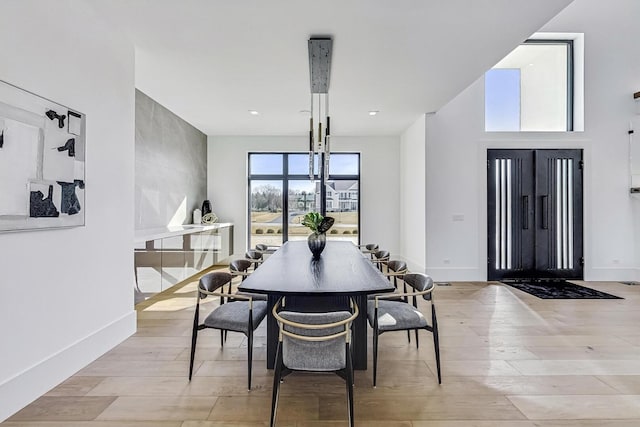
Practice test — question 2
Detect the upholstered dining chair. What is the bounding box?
[385,260,408,292]
[188,271,268,390]
[255,243,279,256]
[229,259,266,301]
[371,250,390,272]
[368,272,441,387]
[229,258,252,285]
[270,298,359,427]
[245,249,264,269]
[357,243,379,259]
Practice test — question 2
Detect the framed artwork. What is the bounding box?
[0,79,86,232]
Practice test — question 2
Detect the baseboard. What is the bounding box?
[584,267,640,282]
[424,267,483,282]
[0,310,136,422]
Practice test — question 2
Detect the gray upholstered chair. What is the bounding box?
[230,258,253,280]
[386,260,408,291]
[371,250,390,272]
[357,243,379,259]
[368,272,441,387]
[188,271,268,390]
[270,298,359,427]
[367,260,408,300]
[255,243,279,255]
[229,259,266,301]
[245,249,264,269]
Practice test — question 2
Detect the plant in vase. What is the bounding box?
[301,212,335,259]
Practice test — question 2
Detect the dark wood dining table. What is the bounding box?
[238,240,395,370]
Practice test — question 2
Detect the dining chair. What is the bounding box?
[385,260,408,292]
[371,250,390,272]
[255,243,279,255]
[368,260,408,300]
[270,298,359,427]
[245,249,264,269]
[188,271,268,390]
[229,259,266,301]
[368,272,441,387]
[357,243,379,259]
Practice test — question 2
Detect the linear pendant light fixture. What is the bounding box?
[308,37,332,180]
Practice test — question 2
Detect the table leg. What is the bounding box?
[351,294,368,370]
[266,294,279,369]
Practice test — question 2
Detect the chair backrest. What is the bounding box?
[245,249,263,261]
[255,243,269,252]
[403,272,435,300]
[373,250,390,261]
[365,243,379,251]
[273,302,359,372]
[198,271,233,299]
[387,260,407,273]
[230,259,252,274]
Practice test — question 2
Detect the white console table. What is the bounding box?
[134,223,233,297]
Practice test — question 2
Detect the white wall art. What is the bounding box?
[0,80,85,232]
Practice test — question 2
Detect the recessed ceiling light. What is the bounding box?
[249,110,260,115]
[369,111,379,116]
[299,109,311,114]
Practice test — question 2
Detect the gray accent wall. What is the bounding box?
[135,90,207,229]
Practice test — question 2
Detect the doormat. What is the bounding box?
[502,280,622,299]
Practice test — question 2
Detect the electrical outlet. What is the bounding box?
[443,258,451,264]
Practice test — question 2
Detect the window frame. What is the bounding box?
[247,152,361,247]
[485,38,574,132]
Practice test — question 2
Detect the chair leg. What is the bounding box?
[432,304,442,384]
[189,302,201,381]
[220,329,224,348]
[346,344,354,427]
[372,329,379,387]
[247,330,253,390]
[270,342,283,427]
[407,330,411,343]
[415,329,419,348]
[188,325,198,380]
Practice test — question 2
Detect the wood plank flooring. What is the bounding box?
[4,274,640,426]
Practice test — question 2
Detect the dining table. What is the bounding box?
[238,240,395,370]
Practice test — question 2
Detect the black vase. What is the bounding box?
[202,200,212,216]
[307,232,326,259]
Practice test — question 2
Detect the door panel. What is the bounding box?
[488,150,535,280]
[535,150,583,278]
[487,149,583,281]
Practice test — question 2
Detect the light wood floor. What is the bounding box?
[4,272,640,426]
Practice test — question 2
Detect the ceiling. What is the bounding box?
[90,0,573,136]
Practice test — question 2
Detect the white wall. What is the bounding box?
[0,1,135,420]
[208,136,400,256]
[400,115,427,272]
[424,0,640,281]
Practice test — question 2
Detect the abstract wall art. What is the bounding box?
[0,79,85,232]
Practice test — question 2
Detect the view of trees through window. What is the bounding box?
[248,153,360,248]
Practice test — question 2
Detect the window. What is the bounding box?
[485,39,575,132]
[248,153,360,247]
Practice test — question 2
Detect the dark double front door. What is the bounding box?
[487,149,583,281]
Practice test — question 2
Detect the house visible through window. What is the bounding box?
[248,153,360,247]
[485,39,574,132]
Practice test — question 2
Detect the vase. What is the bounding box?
[307,232,326,259]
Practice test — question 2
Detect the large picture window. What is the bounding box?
[248,153,360,248]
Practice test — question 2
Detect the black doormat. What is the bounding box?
[502,280,622,299]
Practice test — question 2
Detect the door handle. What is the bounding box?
[541,195,548,229]
[522,195,529,229]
